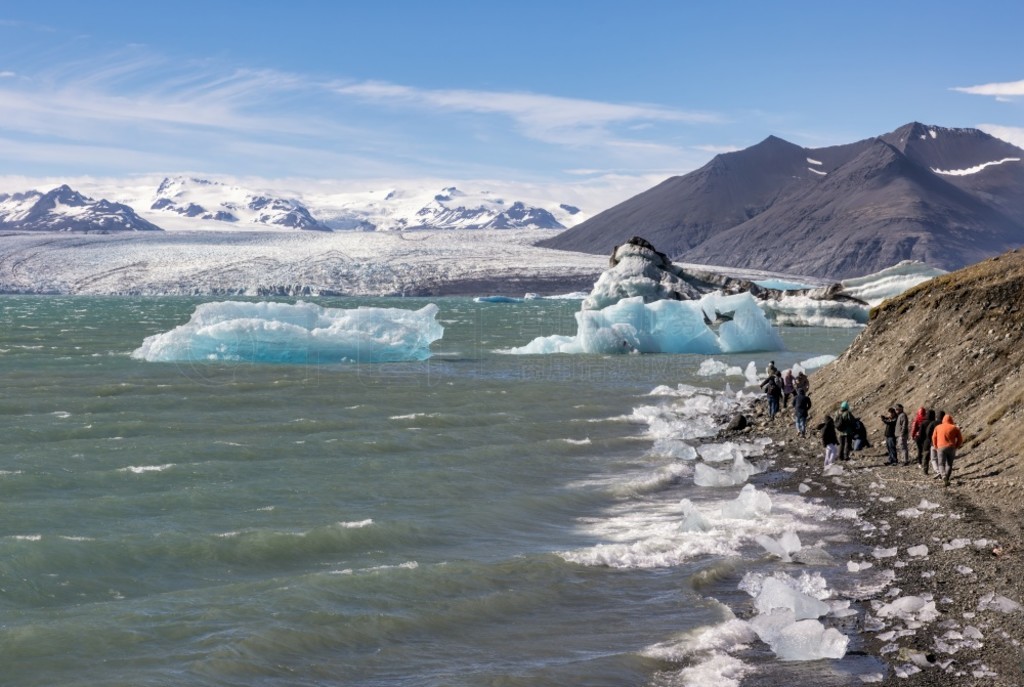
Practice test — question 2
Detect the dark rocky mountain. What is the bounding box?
[539,123,1024,279]
[0,185,162,233]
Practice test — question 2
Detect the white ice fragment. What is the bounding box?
[872,547,898,559]
[848,560,874,573]
[918,499,940,510]
[798,483,811,494]
[956,565,974,576]
[977,592,1022,614]
[897,507,923,518]
[720,484,772,518]
[698,442,744,463]
[679,499,712,532]
[748,610,848,661]
[756,530,802,562]
[907,545,929,557]
[754,578,830,619]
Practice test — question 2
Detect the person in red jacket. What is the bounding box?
[932,413,964,487]
[910,406,928,465]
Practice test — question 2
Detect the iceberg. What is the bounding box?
[132,301,444,363]
[508,293,783,355]
[749,610,849,661]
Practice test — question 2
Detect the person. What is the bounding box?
[819,415,838,467]
[881,407,898,465]
[795,371,810,396]
[761,373,783,421]
[835,401,855,461]
[932,413,964,487]
[853,416,871,452]
[794,389,812,437]
[923,410,945,475]
[894,404,910,465]
[910,407,929,465]
[782,370,795,408]
[766,360,779,378]
[914,409,934,466]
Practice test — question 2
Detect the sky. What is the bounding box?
[1,0,1023,206]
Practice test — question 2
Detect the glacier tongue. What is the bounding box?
[132,301,444,363]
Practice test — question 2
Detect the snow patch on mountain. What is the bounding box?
[932,157,1022,176]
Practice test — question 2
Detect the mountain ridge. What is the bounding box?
[539,122,1024,279]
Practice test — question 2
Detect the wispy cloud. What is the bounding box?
[333,80,720,148]
[952,79,1024,101]
[978,124,1024,149]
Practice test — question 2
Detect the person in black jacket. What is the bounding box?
[794,389,812,437]
[818,415,838,467]
[881,407,898,465]
[922,410,945,475]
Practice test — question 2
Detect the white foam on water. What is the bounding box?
[120,464,176,474]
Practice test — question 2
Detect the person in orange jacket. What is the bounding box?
[931,413,964,487]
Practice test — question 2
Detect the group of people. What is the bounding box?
[759,362,965,487]
[819,401,963,487]
[759,360,811,430]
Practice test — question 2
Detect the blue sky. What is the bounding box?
[1,0,1022,198]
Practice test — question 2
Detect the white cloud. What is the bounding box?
[333,80,720,148]
[978,124,1024,149]
[952,79,1024,98]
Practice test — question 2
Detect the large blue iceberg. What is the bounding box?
[132,301,444,363]
[508,292,783,355]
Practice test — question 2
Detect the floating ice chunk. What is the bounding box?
[698,442,744,463]
[509,293,784,355]
[743,361,760,387]
[756,530,802,562]
[719,484,772,518]
[799,354,838,370]
[473,295,523,303]
[651,438,699,461]
[749,610,849,661]
[848,560,874,573]
[872,547,898,559]
[696,457,763,488]
[907,545,929,557]
[696,359,745,377]
[977,592,1022,613]
[132,301,444,363]
[755,578,830,619]
[679,499,712,532]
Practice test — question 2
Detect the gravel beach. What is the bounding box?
[740,403,1024,686]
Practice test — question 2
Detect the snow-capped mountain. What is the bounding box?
[136,177,577,232]
[150,177,331,231]
[0,185,162,233]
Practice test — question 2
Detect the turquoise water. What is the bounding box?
[0,296,858,686]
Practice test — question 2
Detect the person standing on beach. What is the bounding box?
[761,374,782,421]
[895,404,910,465]
[835,401,855,461]
[911,407,929,465]
[795,371,810,396]
[794,389,811,438]
[923,410,945,475]
[819,415,838,467]
[914,409,934,466]
[782,370,795,409]
[881,407,898,465]
[932,413,964,487]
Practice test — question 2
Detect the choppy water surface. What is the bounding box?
[0,296,861,686]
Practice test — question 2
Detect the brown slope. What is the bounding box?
[810,249,1024,526]
[679,139,1024,278]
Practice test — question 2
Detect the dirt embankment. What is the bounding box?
[811,249,1024,532]
[746,249,1024,684]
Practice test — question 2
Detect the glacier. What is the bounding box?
[132,301,444,364]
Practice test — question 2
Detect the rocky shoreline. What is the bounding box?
[732,402,1024,686]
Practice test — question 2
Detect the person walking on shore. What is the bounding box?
[917,409,933,466]
[795,371,809,396]
[782,370,795,409]
[911,406,929,465]
[835,401,855,461]
[794,389,812,438]
[923,410,945,475]
[895,404,910,465]
[761,374,782,421]
[881,407,898,465]
[932,413,964,487]
[819,415,838,467]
